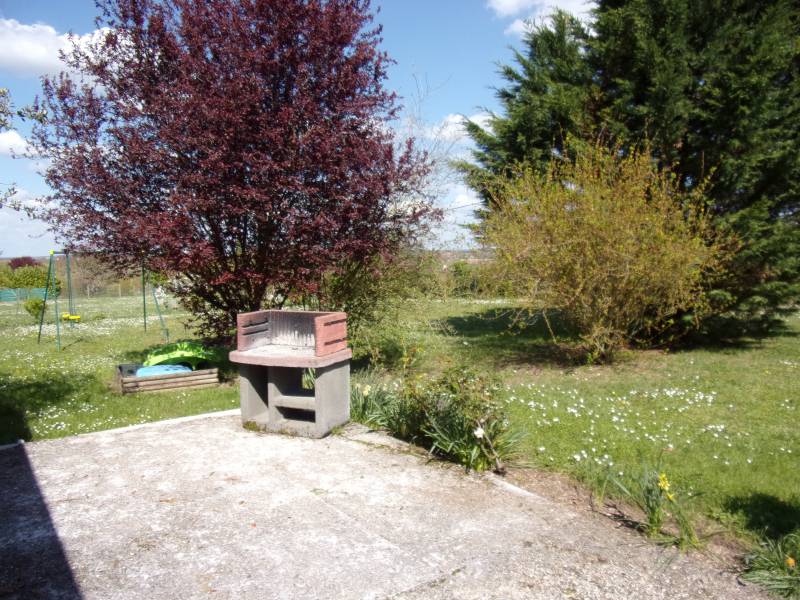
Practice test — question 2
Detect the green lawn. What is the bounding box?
[0,296,237,443]
[370,298,800,541]
[3,294,797,543]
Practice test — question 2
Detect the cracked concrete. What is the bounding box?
[0,412,766,599]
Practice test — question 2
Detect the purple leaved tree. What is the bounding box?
[31,0,431,336]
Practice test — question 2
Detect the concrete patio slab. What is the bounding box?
[0,413,764,600]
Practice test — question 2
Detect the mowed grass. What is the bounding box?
[3,294,797,541]
[0,296,237,444]
[382,298,800,540]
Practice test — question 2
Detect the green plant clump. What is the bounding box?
[610,458,699,550]
[11,265,60,294]
[351,368,523,473]
[744,532,800,598]
[483,138,732,361]
[23,298,45,322]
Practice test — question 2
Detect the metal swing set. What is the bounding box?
[36,250,78,351]
[36,250,169,350]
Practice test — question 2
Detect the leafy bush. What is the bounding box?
[24,298,44,321]
[483,138,733,361]
[9,256,40,270]
[425,407,523,474]
[11,265,48,288]
[448,260,489,298]
[744,531,800,598]
[313,249,440,363]
[350,368,523,473]
[0,263,12,288]
[611,460,699,550]
[10,265,60,295]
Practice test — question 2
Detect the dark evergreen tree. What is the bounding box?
[594,0,800,333]
[463,0,800,334]
[456,11,595,219]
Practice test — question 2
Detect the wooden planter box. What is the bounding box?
[116,363,220,394]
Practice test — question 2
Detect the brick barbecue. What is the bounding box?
[228,310,351,438]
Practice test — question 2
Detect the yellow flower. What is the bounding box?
[658,473,670,491]
[787,556,797,569]
[666,492,675,502]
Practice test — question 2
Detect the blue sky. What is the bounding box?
[0,0,590,257]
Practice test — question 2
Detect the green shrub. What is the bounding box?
[449,260,487,297]
[0,263,12,288]
[425,406,523,474]
[483,137,734,361]
[11,265,48,288]
[11,265,60,295]
[23,298,45,321]
[312,249,440,364]
[743,531,800,598]
[350,368,523,473]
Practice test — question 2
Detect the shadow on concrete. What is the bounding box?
[0,444,82,599]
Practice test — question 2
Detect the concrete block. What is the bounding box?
[231,310,352,438]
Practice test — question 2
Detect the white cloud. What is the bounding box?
[0,19,67,76]
[427,182,480,249]
[487,0,543,17]
[0,204,55,255]
[446,183,482,211]
[427,113,492,144]
[0,130,28,156]
[504,18,534,36]
[429,114,466,143]
[0,18,106,77]
[491,0,595,36]
[0,187,55,256]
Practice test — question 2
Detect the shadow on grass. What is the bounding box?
[723,493,800,539]
[0,371,93,444]
[674,313,800,354]
[445,307,800,367]
[441,307,583,368]
[0,444,83,598]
